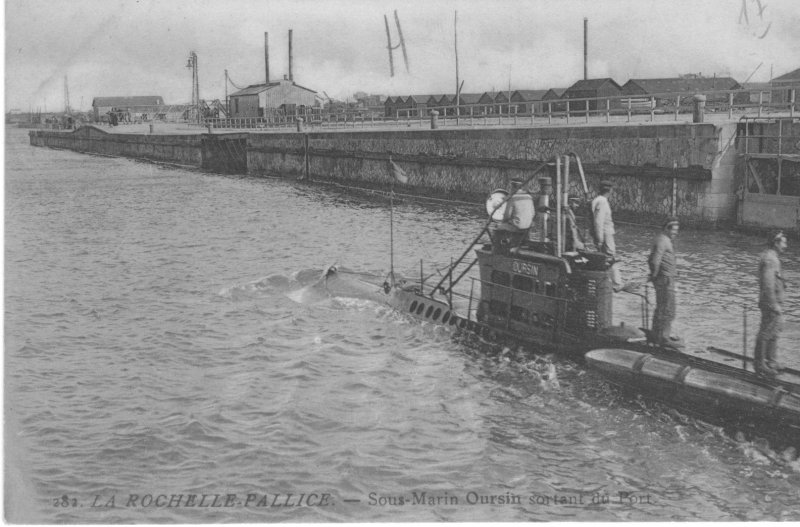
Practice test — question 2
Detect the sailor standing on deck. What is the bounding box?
[754,231,788,378]
[591,180,623,291]
[648,217,680,348]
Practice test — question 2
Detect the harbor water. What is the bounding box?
[5,127,800,522]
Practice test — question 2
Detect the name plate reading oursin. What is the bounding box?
[512,260,539,277]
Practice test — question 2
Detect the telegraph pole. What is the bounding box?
[455,10,460,120]
[64,76,71,114]
[186,51,199,123]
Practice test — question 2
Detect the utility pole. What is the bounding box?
[225,69,229,116]
[186,51,199,123]
[264,32,270,84]
[455,10,460,120]
[64,76,71,114]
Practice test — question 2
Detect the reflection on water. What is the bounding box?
[5,127,800,523]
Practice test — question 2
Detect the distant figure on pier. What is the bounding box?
[754,230,788,378]
[648,217,681,349]
[591,180,623,291]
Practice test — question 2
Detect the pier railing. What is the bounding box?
[203,84,798,131]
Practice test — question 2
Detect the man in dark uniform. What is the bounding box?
[754,230,788,378]
[648,217,680,348]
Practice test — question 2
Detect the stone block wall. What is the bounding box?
[29,122,738,226]
[29,126,203,167]
[246,123,730,224]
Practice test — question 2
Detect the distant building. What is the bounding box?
[355,94,384,108]
[383,95,403,117]
[510,89,549,114]
[622,76,744,106]
[743,82,773,104]
[542,88,568,112]
[92,96,164,122]
[771,67,800,105]
[456,93,483,115]
[563,78,623,111]
[436,94,461,116]
[406,94,436,116]
[228,77,318,118]
[477,92,499,114]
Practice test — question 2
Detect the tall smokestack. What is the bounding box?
[264,32,270,84]
[583,18,588,80]
[288,29,293,81]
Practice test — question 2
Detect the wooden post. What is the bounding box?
[728,92,734,119]
[548,102,552,124]
[675,95,680,121]
[566,100,570,124]
[627,97,631,122]
[556,156,562,257]
[650,96,655,121]
[758,91,763,118]
[672,161,678,216]
[585,100,589,123]
[743,306,748,370]
[606,98,610,122]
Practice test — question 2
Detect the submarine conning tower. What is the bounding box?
[477,172,616,350]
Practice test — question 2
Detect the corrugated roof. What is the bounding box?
[773,68,800,83]
[566,78,622,92]
[230,83,279,96]
[92,96,164,107]
[457,93,483,104]
[542,88,567,99]
[230,81,318,97]
[406,94,437,104]
[511,89,548,101]
[623,77,741,94]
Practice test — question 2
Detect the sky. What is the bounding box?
[4,0,800,112]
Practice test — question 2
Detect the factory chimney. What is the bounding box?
[264,32,270,84]
[288,29,293,81]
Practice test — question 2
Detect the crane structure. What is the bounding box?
[384,10,409,77]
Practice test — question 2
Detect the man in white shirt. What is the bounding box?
[591,180,623,292]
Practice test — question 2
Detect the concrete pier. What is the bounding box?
[30,121,744,227]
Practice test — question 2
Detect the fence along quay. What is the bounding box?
[29,84,799,232]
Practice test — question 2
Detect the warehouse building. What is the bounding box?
[771,68,800,105]
[563,78,623,111]
[622,76,744,106]
[228,76,318,118]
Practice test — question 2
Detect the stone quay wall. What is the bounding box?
[30,122,737,226]
[248,124,736,225]
[29,126,204,167]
